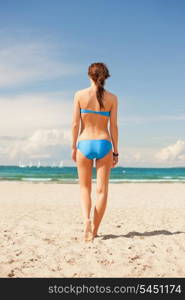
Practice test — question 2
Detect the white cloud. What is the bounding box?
[9,128,71,160]
[155,140,185,162]
[0,39,82,87]
[0,91,74,164]
[118,146,156,166]
[0,91,73,136]
[117,142,185,167]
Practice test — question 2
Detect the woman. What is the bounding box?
[71,62,119,242]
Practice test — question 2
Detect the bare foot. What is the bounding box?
[84,219,93,242]
[92,224,99,238]
[94,234,100,238]
[93,233,100,238]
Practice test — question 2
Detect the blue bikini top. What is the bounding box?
[80,108,110,117]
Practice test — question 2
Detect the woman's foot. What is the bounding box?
[84,219,93,242]
[92,224,99,238]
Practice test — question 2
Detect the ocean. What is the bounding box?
[0,166,185,183]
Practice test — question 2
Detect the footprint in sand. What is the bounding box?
[15,250,22,256]
[97,259,114,266]
[129,255,141,263]
[42,238,55,244]
[29,258,38,262]
[142,264,151,271]
[65,258,76,265]
[8,270,15,277]
[71,237,78,241]
[128,246,133,250]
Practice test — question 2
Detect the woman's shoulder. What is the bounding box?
[104,89,117,99]
[104,90,118,108]
[75,87,89,96]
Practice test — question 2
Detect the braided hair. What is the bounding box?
[88,62,110,110]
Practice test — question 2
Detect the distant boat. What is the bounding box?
[29,161,33,168]
[59,160,64,168]
[18,161,26,168]
[37,161,41,168]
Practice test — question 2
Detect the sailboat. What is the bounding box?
[37,161,41,168]
[29,161,33,168]
[18,161,26,168]
[59,160,64,168]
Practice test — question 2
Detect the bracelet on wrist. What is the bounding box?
[113,152,119,156]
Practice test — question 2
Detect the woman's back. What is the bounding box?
[77,87,116,141]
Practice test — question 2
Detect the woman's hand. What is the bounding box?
[112,156,118,167]
[71,147,77,162]
[112,153,119,168]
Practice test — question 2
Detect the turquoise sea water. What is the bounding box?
[0,166,185,183]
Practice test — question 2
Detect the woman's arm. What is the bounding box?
[110,95,118,154]
[71,92,81,150]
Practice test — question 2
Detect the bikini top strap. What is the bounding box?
[80,108,110,117]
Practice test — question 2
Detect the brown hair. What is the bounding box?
[88,62,110,110]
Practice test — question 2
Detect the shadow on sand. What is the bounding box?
[100,230,185,240]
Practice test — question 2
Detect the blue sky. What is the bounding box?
[0,0,185,166]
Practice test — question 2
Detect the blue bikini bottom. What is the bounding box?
[77,139,112,160]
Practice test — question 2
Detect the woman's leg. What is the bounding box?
[76,148,93,221]
[93,149,113,237]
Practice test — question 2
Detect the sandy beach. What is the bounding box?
[0,181,185,278]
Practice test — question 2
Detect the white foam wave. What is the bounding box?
[22,178,52,181]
